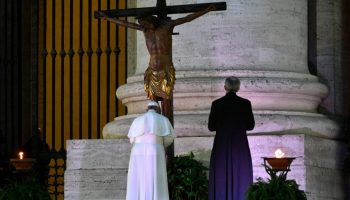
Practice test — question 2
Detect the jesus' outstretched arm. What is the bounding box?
[97,11,144,31]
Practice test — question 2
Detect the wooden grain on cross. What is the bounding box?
[94,1,226,19]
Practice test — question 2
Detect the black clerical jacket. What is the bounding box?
[208,92,255,133]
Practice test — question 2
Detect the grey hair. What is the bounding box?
[224,77,240,92]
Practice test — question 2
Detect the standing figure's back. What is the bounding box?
[208,77,255,200]
[126,101,174,200]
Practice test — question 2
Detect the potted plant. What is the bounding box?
[167,152,208,200]
[0,175,50,200]
[245,166,307,200]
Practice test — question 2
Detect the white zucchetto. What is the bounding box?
[147,100,159,107]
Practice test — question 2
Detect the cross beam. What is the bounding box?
[94,1,226,19]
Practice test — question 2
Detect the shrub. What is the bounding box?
[245,166,307,200]
[167,152,208,200]
[0,175,50,200]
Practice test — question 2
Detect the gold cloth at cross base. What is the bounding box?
[144,65,175,100]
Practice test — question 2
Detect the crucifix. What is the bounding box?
[95,0,226,125]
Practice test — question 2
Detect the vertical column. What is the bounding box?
[105,0,337,139]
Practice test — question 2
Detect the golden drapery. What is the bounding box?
[144,65,175,100]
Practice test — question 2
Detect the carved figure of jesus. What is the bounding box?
[99,5,216,102]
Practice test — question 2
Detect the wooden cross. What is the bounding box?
[95,0,226,20]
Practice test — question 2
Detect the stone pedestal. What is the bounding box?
[64,139,131,200]
[100,0,348,199]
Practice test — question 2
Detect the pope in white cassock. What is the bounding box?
[126,101,174,200]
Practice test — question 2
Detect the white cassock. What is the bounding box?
[126,109,174,200]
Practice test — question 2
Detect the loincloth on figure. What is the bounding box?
[144,65,175,100]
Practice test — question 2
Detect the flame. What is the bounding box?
[275,149,285,158]
[19,152,24,160]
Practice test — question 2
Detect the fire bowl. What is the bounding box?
[263,157,296,171]
[10,158,36,171]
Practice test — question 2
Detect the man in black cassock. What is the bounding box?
[208,76,255,200]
